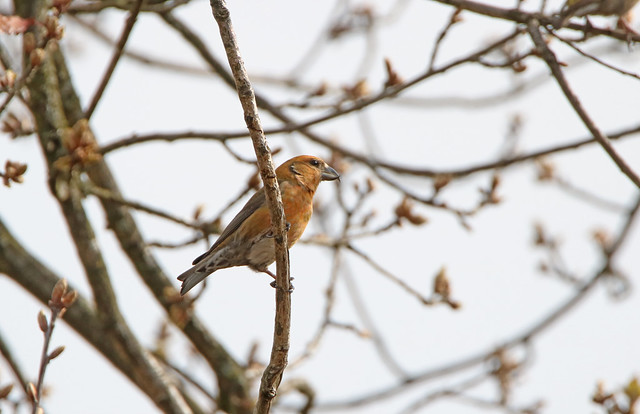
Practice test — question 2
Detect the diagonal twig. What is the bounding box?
[527,20,640,190]
[84,0,144,120]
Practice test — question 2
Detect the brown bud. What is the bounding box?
[512,61,527,73]
[192,204,204,221]
[535,158,555,181]
[51,278,67,305]
[359,329,372,339]
[491,174,501,191]
[30,48,46,67]
[44,15,64,40]
[0,384,13,399]
[52,0,73,14]
[433,174,452,192]
[0,70,16,88]
[1,160,28,187]
[23,32,36,54]
[61,290,78,308]
[592,229,611,251]
[433,267,450,298]
[37,310,48,332]
[365,177,376,193]
[343,79,369,100]
[309,82,327,97]
[395,197,427,226]
[383,57,403,88]
[27,382,38,403]
[48,345,65,361]
[533,222,546,246]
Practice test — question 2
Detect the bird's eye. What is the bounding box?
[309,159,320,167]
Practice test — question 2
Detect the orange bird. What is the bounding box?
[178,155,340,295]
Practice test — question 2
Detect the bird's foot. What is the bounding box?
[270,277,295,292]
[265,222,291,238]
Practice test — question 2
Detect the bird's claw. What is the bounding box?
[265,223,292,239]
[270,277,295,292]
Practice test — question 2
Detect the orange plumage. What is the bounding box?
[177,155,340,295]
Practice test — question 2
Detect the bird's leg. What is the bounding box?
[263,269,276,280]
[266,270,295,292]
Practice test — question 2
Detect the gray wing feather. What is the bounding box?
[192,188,266,265]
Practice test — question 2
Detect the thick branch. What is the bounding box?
[24,50,190,414]
[49,34,252,414]
[0,219,143,399]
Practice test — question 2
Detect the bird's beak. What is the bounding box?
[321,165,340,181]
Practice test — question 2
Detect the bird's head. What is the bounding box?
[276,155,340,192]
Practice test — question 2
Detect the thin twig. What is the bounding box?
[152,351,218,404]
[399,373,488,414]
[346,244,436,306]
[551,32,640,81]
[68,14,211,77]
[31,279,77,414]
[84,0,144,120]
[315,194,640,410]
[32,308,60,414]
[428,9,462,71]
[69,0,191,13]
[289,248,343,369]
[147,235,203,249]
[81,180,204,230]
[552,177,627,212]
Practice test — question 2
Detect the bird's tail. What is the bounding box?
[177,264,212,296]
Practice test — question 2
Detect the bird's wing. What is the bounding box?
[192,188,267,265]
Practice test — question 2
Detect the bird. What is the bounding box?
[560,0,640,31]
[177,155,340,295]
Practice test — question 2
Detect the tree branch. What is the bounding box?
[51,41,253,414]
[527,20,640,190]
[84,0,143,120]
[208,1,291,412]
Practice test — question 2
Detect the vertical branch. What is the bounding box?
[30,279,77,414]
[208,0,291,412]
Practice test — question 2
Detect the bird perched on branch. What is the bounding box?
[177,155,340,295]
[561,0,640,32]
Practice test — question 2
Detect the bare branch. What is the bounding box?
[207,1,291,412]
[84,0,144,120]
[527,20,640,189]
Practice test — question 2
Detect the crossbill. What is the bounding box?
[177,155,340,295]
